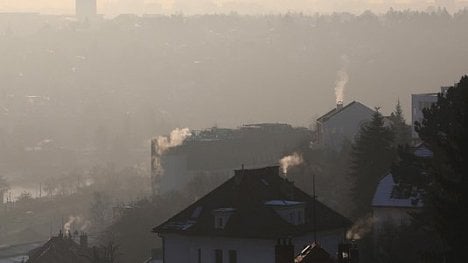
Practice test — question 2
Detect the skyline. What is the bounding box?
[0,0,467,16]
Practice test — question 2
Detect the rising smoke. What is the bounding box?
[64,215,92,234]
[156,128,192,155]
[279,152,303,174]
[334,55,350,104]
[346,214,375,240]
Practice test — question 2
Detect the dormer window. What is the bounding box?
[212,208,236,229]
[265,200,305,225]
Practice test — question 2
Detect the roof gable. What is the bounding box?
[317,101,373,123]
[154,166,351,239]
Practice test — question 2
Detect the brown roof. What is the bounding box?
[27,234,94,263]
[153,166,351,239]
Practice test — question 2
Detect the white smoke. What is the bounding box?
[335,55,350,104]
[64,215,83,233]
[346,214,375,240]
[156,128,192,155]
[279,152,304,174]
[151,128,192,194]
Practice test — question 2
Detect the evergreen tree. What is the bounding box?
[391,145,428,187]
[415,76,468,262]
[389,100,411,146]
[350,108,395,217]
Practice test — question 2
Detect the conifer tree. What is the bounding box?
[349,108,395,217]
[389,100,411,146]
[416,76,468,262]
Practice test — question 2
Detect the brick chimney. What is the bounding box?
[80,232,88,248]
[337,101,344,110]
[275,238,294,263]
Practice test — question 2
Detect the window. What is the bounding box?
[229,250,237,263]
[297,210,303,224]
[217,218,224,228]
[215,249,223,263]
[198,248,201,263]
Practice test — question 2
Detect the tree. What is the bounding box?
[349,108,395,217]
[391,145,428,187]
[415,75,468,262]
[389,100,412,146]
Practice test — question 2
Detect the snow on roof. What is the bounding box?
[413,143,433,158]
[372,173,424,208]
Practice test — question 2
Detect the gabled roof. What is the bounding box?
[153,166,351,239]
[317,101,373,123]
[27,235,93,263]
[295,242,334,263]
[372,173,424,208]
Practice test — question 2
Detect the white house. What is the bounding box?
[371,173,424,231]
[153,166,351,263]
[315,101,375,151]
[372,142,432,232]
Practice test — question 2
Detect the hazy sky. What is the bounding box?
[0,0,465,15]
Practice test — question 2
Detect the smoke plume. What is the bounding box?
[279,152,303,174]
[151,128,192,193]
[334,55,350,104]
[64,215,83,233]
[346,214,375,240]
[156,128,192,155]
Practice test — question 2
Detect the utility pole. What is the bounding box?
[312,172,317,243]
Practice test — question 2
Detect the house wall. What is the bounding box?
[372,207,419,231]
[162,234,276,263]
[161,229,346,263]
[320,103,374,150]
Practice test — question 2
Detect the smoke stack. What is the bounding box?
[80,232,88,248]
[337,101,344,110]
[275,238,294,263]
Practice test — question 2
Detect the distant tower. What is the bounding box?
[76,0,97,20]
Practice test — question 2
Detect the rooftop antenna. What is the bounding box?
[312,171,317,243]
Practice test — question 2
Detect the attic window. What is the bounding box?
[265,200,305,226]
[212,208,236,229]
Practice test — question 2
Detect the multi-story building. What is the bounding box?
[411,86,449,140]
[314,101,375,151]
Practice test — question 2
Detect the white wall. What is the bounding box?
[373,207,418,232]
[321,103,374,150]
[161,229,346,263]
[162,234,276,263]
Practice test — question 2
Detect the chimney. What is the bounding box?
[337,101,344,110]
[275,238,294,263]
[80,232,88,248]
[338,242,359,263]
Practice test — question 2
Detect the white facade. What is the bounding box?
[372,174,423,232]
[411,93,438,139]
[316,102,374,150]
[160,230,345,263]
